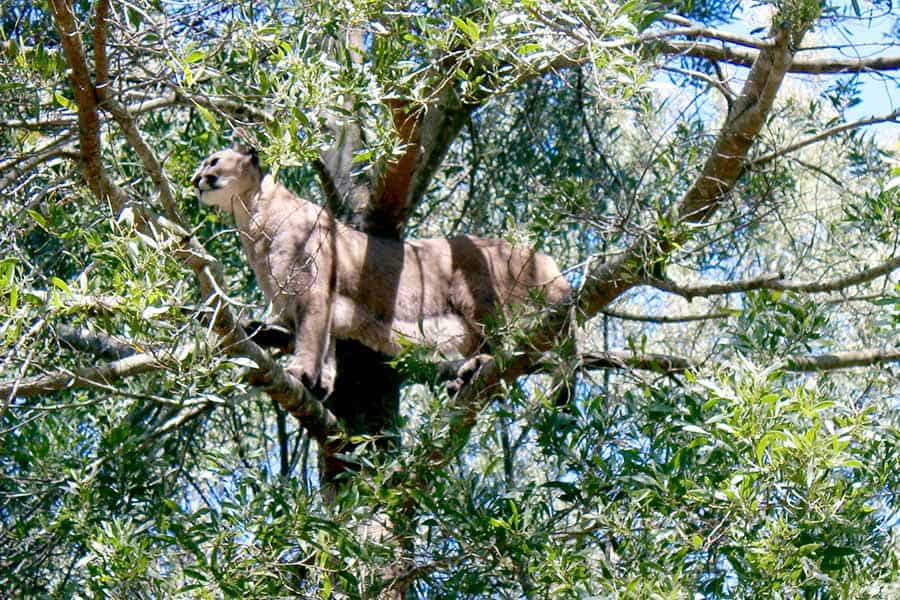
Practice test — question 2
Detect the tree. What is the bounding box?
[2,0,899,596]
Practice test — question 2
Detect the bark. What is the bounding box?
[47,0,104,200]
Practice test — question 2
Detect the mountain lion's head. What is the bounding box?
[190,144,261,211]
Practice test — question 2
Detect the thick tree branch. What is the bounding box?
[580,349,900,374]
[93,0,110,98]
[368,98,421,237]
[785,349,900,372]
[367,90,474,237]
[571,26,798,319]
[400,89,473,224]
[48,0,104,200]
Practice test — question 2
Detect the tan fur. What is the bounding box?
[192,146,571,396]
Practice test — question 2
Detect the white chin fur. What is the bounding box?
[198,185,235,211]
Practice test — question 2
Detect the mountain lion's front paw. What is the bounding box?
[446,354,491,397]
[286,363,331,400]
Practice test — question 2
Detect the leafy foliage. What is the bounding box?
[1,0,899,597]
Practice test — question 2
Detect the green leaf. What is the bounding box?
[54,91,74,111]
[193,102,219,131]
[227,357,259,369]
[50,277,70,293]
[452,16,480,42]
[26,209,48,229]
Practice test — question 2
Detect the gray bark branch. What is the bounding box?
[650,255,900,299]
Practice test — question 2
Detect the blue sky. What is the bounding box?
[727,2,899,139]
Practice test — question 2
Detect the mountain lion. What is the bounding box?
[191,144,571,397]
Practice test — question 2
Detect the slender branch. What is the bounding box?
[88,1,181,225]
[0,95,180,133]
[0,132,75,193]
[661,66,735,102]
[650,255,900,299]
[752,109,900,167]
[785,348,900,372]
[0,344,196,399]
[101,96,181,223]
[660,40,900,73]
[650,22,771,50]
[602,308,734,323]
[22,289,127,314]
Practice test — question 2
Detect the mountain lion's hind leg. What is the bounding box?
[286,295,334,399]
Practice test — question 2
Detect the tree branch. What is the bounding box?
[650,255,900,299]
[100,96,181,223]
[752,109,900,167]
[398,88,473,226]
[584,348,900,374]
[48,0,104,200]
[54,323,137,360]
[0,344,195,399]
[602,307,734,323]
[93,0,110,98]
[660,40,900,74]
[785,349,900,372]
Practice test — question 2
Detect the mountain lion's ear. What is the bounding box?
[232,142,260,169]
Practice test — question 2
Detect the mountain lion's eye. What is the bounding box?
[209,158,219,167]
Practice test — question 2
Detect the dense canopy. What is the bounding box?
[2,0,899,597]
